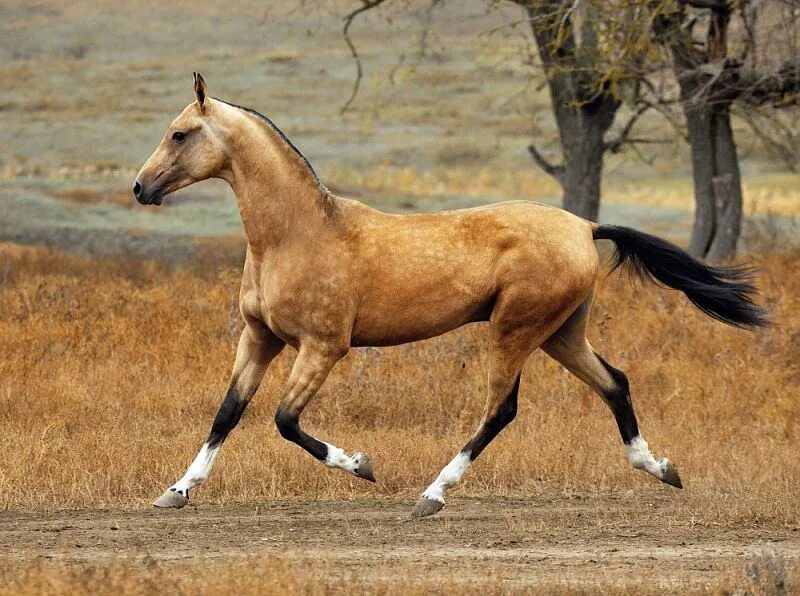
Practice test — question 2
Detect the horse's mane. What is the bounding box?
[214,98,325,190]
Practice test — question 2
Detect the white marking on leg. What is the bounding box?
[625,435,670,480]
[171,442,221,496]
[420,451,472,504]
[322,442,365,475]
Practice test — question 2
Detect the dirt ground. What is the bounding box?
[2,496,797,591]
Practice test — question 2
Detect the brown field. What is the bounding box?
[1,242,798,593]
[2,0,799,592]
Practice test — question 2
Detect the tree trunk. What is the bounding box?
[706,109,742,258]
[682,102,742,258]
[685,108,717,256]
[522,1,620,222]
[656,2,743,259]
[560,119,608,221]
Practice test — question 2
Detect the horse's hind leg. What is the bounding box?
[411,293,557,518]
[542,296,682,488]
[411,341,526,517]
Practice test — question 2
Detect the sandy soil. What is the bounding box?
[2,496,797,590]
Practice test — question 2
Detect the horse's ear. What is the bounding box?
[193,72,207,109]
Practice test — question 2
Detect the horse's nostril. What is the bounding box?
[132,181,142,197]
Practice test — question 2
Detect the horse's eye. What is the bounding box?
[172,131,186,143]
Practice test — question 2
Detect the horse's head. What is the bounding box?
[133,73,228,205]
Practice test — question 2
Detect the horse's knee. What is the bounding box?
[274,407,300,442]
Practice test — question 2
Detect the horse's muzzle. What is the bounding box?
[132,179,164,205]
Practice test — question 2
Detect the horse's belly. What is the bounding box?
[350,288,492,347]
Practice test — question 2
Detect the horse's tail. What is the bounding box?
[592,224,769,329]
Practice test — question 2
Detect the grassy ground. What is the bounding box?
[1,242,796,513]
[2,1,799,592]
[1,551,795,595]
[1,243,798,593]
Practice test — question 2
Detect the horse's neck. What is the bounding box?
[222,118,328,252]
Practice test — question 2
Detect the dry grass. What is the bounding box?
[0,242,797,519]
[0,558,508,596]
[605,173,800,217]
[326,162,568,203]
[0,551,796,595]
[0,557,461,596]
[54,187,137,209]
[0,243,798,594]
[325,163,800,216]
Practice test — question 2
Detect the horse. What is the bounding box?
[134,73,767,517]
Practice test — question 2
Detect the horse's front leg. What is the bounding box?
[274,343,376,482]
[153,323,284,508]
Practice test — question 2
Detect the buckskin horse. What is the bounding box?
[134,74,767,517]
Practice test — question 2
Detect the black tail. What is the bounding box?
[593,225,769,329]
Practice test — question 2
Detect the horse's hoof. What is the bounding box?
[661,461,683,489]
[411,496,444,519]
[153,488,189,508]
[353,454,376,483]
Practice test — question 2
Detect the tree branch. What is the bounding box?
[340,0,392,115]
[744,60,800,106]
[604,103,651,153]
[685,0,730,9]
[527,144,566,184]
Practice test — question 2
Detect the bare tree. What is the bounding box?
[339,0,799,255]
[652,0,800,258]
[511,0,622,221]
[342,0,655,222]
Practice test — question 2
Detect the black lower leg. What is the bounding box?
[207,379,256,448]
[274,407,328,461]
[594,353,639,444]
[461,375,521,461]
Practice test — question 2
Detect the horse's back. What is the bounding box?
[344,199,599,346]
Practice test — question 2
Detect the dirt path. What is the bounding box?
[1,497,797,590]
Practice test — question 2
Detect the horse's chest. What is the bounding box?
[259,274,352,344]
